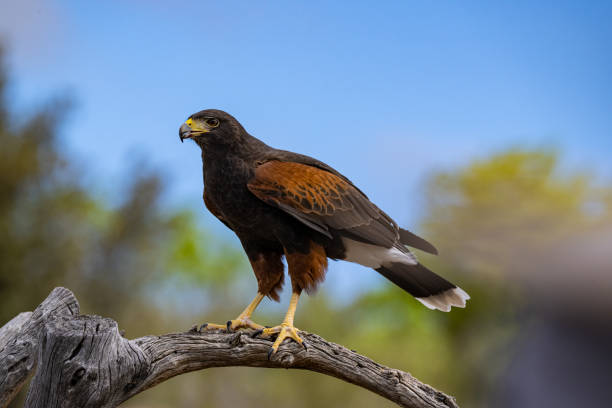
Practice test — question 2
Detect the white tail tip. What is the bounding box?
[416,287,470,312]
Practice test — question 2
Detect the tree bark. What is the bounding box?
[0,287,80,408]
[1,288,459,408]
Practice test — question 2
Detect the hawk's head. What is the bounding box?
[179,109,244,146]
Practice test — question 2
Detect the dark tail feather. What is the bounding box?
[376,262,453,297]
[376,262,469,311]
[399,228,438,255]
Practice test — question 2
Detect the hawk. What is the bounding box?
[179,109,469,355]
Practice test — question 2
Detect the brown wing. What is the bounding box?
[247,160,399,247]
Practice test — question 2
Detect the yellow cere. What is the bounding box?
[185,118,193,127]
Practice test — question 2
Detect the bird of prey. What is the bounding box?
[179,109,469,354]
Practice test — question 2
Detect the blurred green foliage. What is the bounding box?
[424,150,600,275]
[0,51,245,406]
[2,46,610,407]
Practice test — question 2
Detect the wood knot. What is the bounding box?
[383,370,401,385]
[276,351,296,367]
[123,382,137,393]
[69,367,86,387]
[229,332,246,348]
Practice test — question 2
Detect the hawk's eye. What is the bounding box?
[206,118,219,128]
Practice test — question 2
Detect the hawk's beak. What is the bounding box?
[179,123,192,143]
[179,118,208,143]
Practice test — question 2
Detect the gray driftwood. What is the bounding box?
[0,287,79,408]
[1,287,459,408]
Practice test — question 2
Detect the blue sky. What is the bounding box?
[2,1,611,300]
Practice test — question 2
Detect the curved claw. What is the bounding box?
[198,323,208,333]
[262,324,304,356]
[259,328,307,358]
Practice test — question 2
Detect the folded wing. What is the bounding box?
[247,160,399,248]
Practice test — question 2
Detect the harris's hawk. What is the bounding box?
[179,109,469,354]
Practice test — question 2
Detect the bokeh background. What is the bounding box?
[1,1,611,407]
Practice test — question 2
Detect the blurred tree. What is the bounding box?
[423,149,612,320]
[0,48,245,406]
[0,48,244,322]
[353,149,612,407]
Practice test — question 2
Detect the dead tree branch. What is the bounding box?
[0,287,459,408]
[0,287,79,408]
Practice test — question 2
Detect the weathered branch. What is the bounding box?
[1,288,459,408]
[0,287,80,408]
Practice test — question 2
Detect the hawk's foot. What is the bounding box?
[198,322,226,331]
[227,316,265,331]
[258,323,305,357]
[199,293,267,332]
[199,316,264,333]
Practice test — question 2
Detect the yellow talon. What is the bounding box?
[228,317,264,331]
[199,317,265,332]
[261,323,303,355]
[259,292,306,356]
[200,322,227,331]
[199,292,265,332]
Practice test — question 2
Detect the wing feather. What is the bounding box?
[399,228,439,255]
[247,160,398,247]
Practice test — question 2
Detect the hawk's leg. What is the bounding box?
[201,292,265,331]
[258,291,304,355]
[257,241,326,355]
